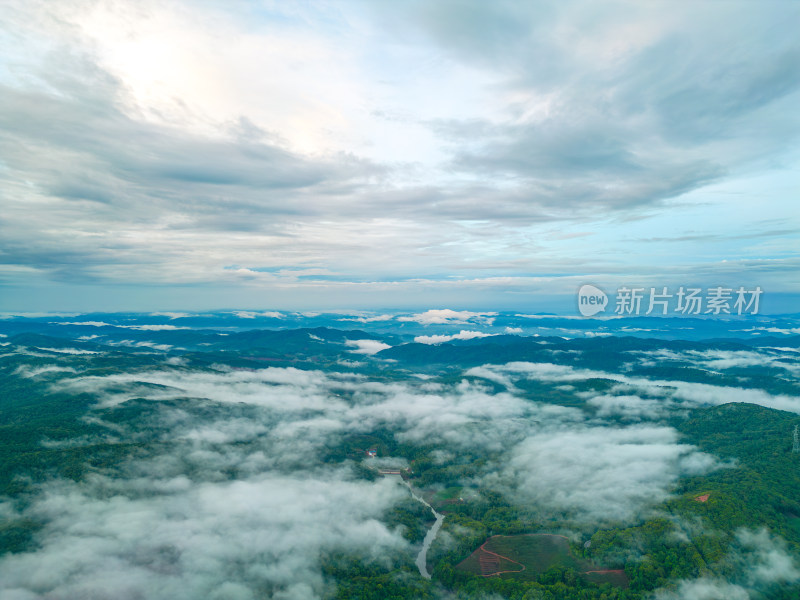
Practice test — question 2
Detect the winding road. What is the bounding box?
[478,538,526,577]
[402,481,445,579]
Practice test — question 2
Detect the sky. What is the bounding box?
[0,0,798,313]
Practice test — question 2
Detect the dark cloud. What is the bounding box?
[0,0,797,301]
[394,1,800,211]
[0,78,375,210]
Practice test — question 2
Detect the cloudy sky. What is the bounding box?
[1,0,798,312]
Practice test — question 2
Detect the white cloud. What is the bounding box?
[414,330,495,345]
[118,324,189,331]
[472,361,800,414]
[7,356,763,593]
[655,528,800,599]
[399,310,497,326]
[685,349,800,375]
[0,469,408,600]
[260,312,285,319]
[481,361,605,382]
[464,366,516,390]
[587,394,671,421]
[57,322,188,331]
[339,314,394,323]
[744,327,800,335]
[55,364,582,459]
[60,366,336,411]
[336,358,364,368]
[738,528,800,585]
[38,347,100,355]
[635,348,800,375]
[503,425,718,522]
[14,365,78,378]
[655,578,749,600]
[345,339,391,355]
[108,340,173,352]
[232,311,284,319]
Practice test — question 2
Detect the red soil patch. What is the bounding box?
[477,538,526,577]
[695,494,710,502]
[457,534,629,587]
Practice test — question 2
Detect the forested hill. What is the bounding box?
[1,314,800,599]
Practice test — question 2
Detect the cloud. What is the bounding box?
[7,348,771,594]
[339,314,395,323]
[641,380,800,415]
[3,360,460,599]
[634,348,800,375]
[59,366,336,411]
[656,578,750,600]
[0,1,798,309]
[38,347,100,355]
[53,359,726,526]
[745,327,800,335]
[474,361,605,382]
[655,527,800,599]
[5,359,563,595]
[399,309,498,326]
[14,364,79,378]
[684,349,800,375]
[587,394,671,421]
[413,330,495,344]
[737,528,800,585]
[399,1,800,211]
[108,340,173,352]
[471,361,800,414]
[118,324,190,331]
[501,425,718,522]
[53,362,581,461]
[0,469,409,600]
[345,339,391,355]
[58,322,186,331]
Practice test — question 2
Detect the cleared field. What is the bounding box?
[433,486,463,502]
[457,538,525,577]
[456,534,628,588]
[583,569,629,587]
